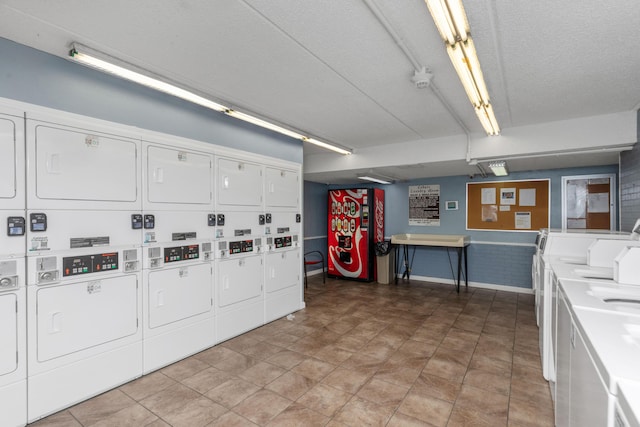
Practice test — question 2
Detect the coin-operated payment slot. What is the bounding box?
[164,244,200,263]
[7,216,25,236]
[229,240,253,254]
[63,252,119,277]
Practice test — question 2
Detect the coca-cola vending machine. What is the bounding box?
[327,188,384,281]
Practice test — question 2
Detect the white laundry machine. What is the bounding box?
[24,111,143,422]
[537,231,632,385]
[141,136,215,373]
[264,212,303,323]
[263,165,304,323]
[0,107,27,427]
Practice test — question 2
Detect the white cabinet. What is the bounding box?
[556,289,609,427]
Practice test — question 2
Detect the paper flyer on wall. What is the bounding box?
[409,184,440,226]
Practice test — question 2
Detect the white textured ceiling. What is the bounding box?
[1,0,639,183]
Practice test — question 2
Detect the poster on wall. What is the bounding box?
[409,184,440,226]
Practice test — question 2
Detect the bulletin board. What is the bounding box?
[466,179,550,232]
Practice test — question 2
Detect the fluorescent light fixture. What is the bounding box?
[224,109,305,140]
[68,43,352,155]
[488,161,508,176]
[358,175,393,184]
[425,0,500,136]
[303,137,352,155]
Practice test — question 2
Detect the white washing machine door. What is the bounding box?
[0,293,18,376]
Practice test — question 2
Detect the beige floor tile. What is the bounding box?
[373,365,422,387]
[161,356,210,381]
[161,396,227,427]
[237,361,287,386]
[213,352,259,375]
[463,368,511,396]
[468,354,512,378]
[193,345,239,366]
[205,411,258,426]
[356,377,409,405]
[296,383,352,417]
[291,358,336,381]
[68,389,136,426]
[240,341,286,360]
[412,373,462,403]
[28,410,82,427]
[265,371,317,400]
[266,403,329,427]
[333,396,397,426]
[119,371,177,401]
[508,397,554,427]
[397,388,453,427]
[387,412,436,426]
[204,377,260,408]
[89,404,158,426]
[181,366,235,394]
[313,344,355,365]
[265,350,308,369]
[232,389,292,425]
[322,367,372,394]
[139,383,200,418]
[452,384,509,423]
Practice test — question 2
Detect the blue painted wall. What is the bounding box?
[0,37,302,163]
[305,164,619,289]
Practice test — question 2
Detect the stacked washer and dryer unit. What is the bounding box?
[0,107,27,427]
[140,133,216,373]
[24,111,144,422]
[213,153,303,342]
[0,100,304,425]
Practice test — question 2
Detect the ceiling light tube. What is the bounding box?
[459,39,490,105]
[69,42,353,155]
[488,161,508,176]
[446,44,482,107]
[445,0,470,42]
[304,137,352,155]
[484,103,500,135]
[224,109,305,140]
[425,0,458,45]
[358,175,392,184]
[69,44,228,112]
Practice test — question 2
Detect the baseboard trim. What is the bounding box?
[393,274,534,294]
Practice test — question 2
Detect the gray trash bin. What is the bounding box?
[375,241,395,284]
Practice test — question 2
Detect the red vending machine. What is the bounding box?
[327,188,384,281]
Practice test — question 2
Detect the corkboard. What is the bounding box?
[467,179,550,231]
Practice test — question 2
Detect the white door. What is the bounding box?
[0,293,18,376]
[265,249,300,293]
[32,124,138,203]
[147,263,212,328]
[0,117,17,201]
[217,158,263,208]
[265,167,299,208]
[217,255,262,307]
[146,145,211,206]
[36,275,138,362]
[562,174,616,230]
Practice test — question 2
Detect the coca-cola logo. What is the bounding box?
[375,198,384,243]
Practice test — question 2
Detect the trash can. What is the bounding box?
[375,240,395,284]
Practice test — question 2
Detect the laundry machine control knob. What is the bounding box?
[0,278,12,287]
[40,272,52,281]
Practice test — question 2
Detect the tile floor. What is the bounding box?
[30,276,554,426]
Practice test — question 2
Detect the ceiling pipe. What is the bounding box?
[361,0,473,161]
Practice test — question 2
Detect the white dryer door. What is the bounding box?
[0,293,18,376]
[265,167,299,208]
[146,146,211,205]
[147,263,212,329]
[0,117,17,200]
[217,158,262,207]
[36,275,138,362]
[34,125,138,202]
